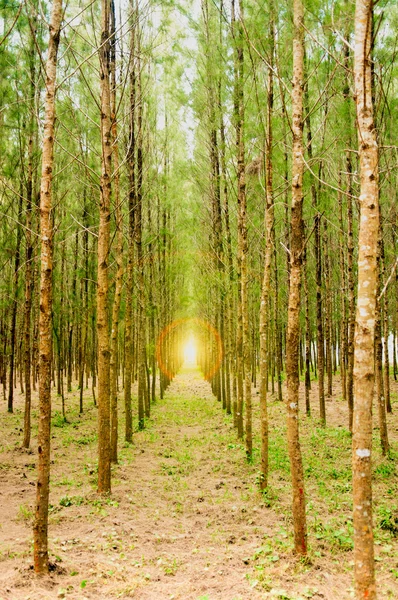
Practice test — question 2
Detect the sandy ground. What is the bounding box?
[0,366,398,599]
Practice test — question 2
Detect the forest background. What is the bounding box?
[1,0,398,598]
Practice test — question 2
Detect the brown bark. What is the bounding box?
[124,6,136,442]
[342,27,356,433]
[136,24,146,430]
[32,0,62,573]
[323,222,333,397]
[109,0,123,464]
[220,103,233,416]
[285,0,307,555]
[23,13,37,447]
[259,0,274,489]
[8,190,23,413]
[78,194,89,414]
[97,0,112,494]
[338,179,347,403]
[233,0,251,456]
[352,0,378,596]
[232,0,244,441]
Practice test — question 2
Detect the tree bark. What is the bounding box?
[352,0,378,596]
[259,0,274,489]
[97,0,112,494]
[109,0,123,464]
[285,0,307,555]
[33,0,62,573]
[124,5,136,442]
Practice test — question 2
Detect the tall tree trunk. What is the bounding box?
[233,0,251,457]
[124,6,136,442]
[342,18,356,433]
[285,0,307,555]
[33,0,62,573]
[352,0,378,596]
[338,179,347,403]
[8,190,23,413]
[259,0,274,489]
[323,222,333,397]
[109,0,123,464]
[97,0,112,494]
[232,0,244,440]
[305,77,325,424]
[220,105,233,416]
[136,23,146,430]
[23,12,37,446]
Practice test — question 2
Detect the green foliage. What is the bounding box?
[378,507,398,535]
[59,495,84,507]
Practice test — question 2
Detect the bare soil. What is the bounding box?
[0,367,398,599]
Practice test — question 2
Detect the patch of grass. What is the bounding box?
[75,434,96,446]
[17,503,33,522]
[375,461,396,479]
[162,557,180,576]
[378,506,398,535]
[313,519,353,551]
[53,476,82,488]
[52,411,67,428]
[59,495,85,507]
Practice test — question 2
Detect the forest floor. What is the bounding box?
[1,366,398,600]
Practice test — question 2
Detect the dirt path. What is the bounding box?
[0,367,397,599]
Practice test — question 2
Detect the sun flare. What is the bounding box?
[183,338,197,364]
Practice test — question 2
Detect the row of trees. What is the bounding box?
[0,0,396,596]
[190,0,396,597]
[1,0,190,575]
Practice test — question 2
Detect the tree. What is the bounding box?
[97,0,112,495]
[258,0,275,490]
[33,0,63,574]
[285,0,307,555]
[352,0,379,596]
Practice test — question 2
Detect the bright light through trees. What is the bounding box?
[184,338,197,364]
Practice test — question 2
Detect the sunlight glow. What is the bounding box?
[184,338,197,365]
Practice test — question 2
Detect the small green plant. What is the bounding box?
[374,462,395,479]
[313,520,353,551]
[17,504,33,522]
[52,411,67,428]
[378,507,398,535]
[59,495,84,507]
[91,497,118,508]
[163,557,179,576]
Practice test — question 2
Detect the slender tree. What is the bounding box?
[258,0,274,489]
[352,0,379,596]
[285,0,307,555]
[97,0,112,494]
[33,0,63,573]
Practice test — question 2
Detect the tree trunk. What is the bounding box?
[352,0,378,596]
[124,5,136,442]
[8,190,23,413]
[285,0,307,555]
[109,0,123,464]
[33,0,63,573]
[136,24,146,430]
[259,0,274,489]
[97,0,112,494]
[23,12,37,447]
